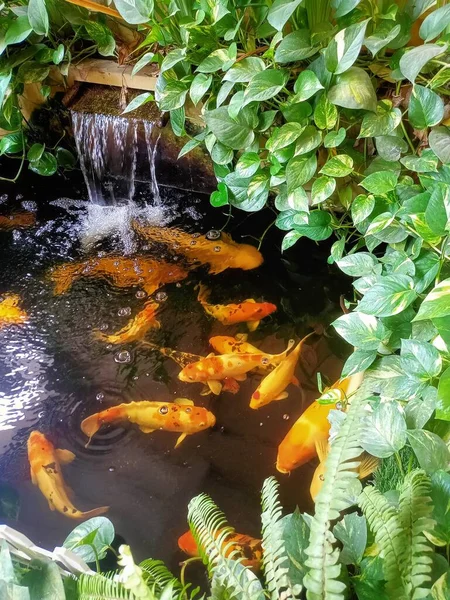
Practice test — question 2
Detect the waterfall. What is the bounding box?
[71,112,163,206]
[71,112,139,205]
[143,121,161,205]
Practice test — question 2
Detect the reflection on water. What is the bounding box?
[0,180,349,567]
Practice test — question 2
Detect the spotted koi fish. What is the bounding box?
[81,399,216,448]
[250,332,315,410]
[0,294,27,328]
[178,352,280,395]
[0,212,36,230]
[95,302,160,344]
[27,431,108,519]
[198,285,276,331]
[209,335,294,371]
[178,529,263,572]
[50,256,187,296]
[276,372,364,474]
[143,343,241,395]
[132,223,263,274]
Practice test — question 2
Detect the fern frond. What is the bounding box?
[211,557,265,600]
[139,559,182,595]
[188,494,264,600]
[78,573,138,600]
[398,469,435,599]
[359,485,406,598]
[261,477,301,600]
[304,386,367,600]
[187,493,237,573]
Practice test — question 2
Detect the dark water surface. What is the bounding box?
[0,173,349,569]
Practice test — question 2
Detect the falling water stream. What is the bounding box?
[71,112,161,206]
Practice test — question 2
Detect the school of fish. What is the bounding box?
[2,222,376,559]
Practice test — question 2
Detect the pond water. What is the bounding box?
[0,172,349,570]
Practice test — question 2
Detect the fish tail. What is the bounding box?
[81,406,126,442]
[79,505,109,519]
[197,283,210,305]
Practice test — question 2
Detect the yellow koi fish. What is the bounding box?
[27,431,108,519]
[178,352,280,395]
[0,294,27,328]
[198,285,276,331]
[310,440,379,501]
[250,332,315,410]
[81,399,216,448]
[50,256,187,296]
[0,212,36,230]
[276,372,364,474]
[132,223,263,274]
[95,302,160,344]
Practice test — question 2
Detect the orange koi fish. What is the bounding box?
[310,440,378,501]
[178,529,263,572]
[198,285,276,331]
[27,431,108,519]
[0,212,36,230]
[276,372,364,474]
[250,332,315,410]
[143,343,242,395]
[81,399,216,448]
[0,294,27,328]
[132,223,263,274]
[95,302,160,344]
[50,256,187,296]
[178,352,280,395]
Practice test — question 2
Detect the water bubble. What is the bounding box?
[219,426,225,433]
[259,422,263,427]
[136,290,146,299]
[283,414,290,420]
[159,406,169,415]
[192,233,201,238]
[118,307,131,317]
[99,323,109,331]
[96,392,105,401]
[190,240,197,246]
[206,230,221,240]
[133,375,139,380]
[114,350,132,364]
[106,344,113,351]
[108,466,116,472]
[173,243,180,250]
[336,401,343,410]
[156,291,168,302]
[176,282,182,288]
[214,245,221,252]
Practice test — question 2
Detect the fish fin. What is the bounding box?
[197,284,210,304]
[64,484,75,500]
[247,320,260,332]
[235,333,248,342]
[139,426,156,434]
[359,454,379,479]
[291,375,300,387]
[207,380,222,395]
[233,373,247,382]
[315,438,329,463]
[48,499,56,511]
[245,299,256,303]
[30,468,37,485]
[175,433,188,448]
[206,352,216,358]
[175,398,194,406]
[56,449,76,465]
[200,386,211,396]
[80,506,109,519]
[274,391,289,401]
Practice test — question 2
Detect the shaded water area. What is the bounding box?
[0,169,349,571]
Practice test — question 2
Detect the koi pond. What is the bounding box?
[0,171,349,568]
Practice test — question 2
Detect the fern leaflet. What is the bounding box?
[303,386,367,600]
[78,573,138,600]
[261,477,301,600]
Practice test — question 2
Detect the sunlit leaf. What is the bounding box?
[361,401,407,458]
